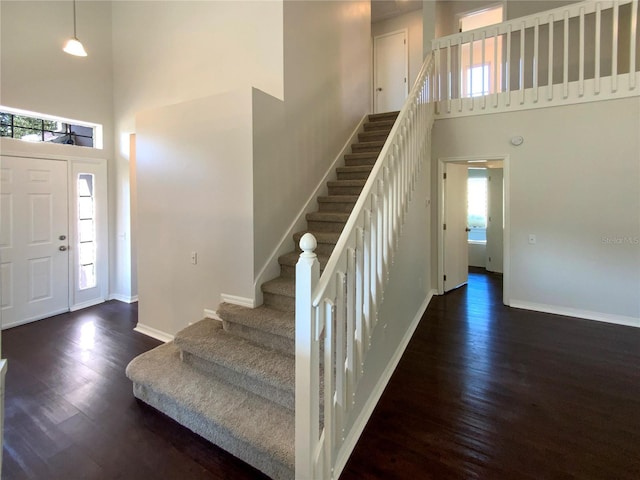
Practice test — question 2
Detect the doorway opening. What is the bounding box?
[437,156,510,305]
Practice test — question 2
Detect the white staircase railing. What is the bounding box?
[432,0,639,117]
[295,54,435,479]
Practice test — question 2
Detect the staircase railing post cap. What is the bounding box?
[299,233,317,256]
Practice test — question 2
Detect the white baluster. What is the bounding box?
[613,0,619,92]
[595,3,601,94]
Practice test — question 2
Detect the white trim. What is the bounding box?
[220,293,255,309]
[204,308,222,322]
[437,155,510,304]
[0,150,107,164]
[70,298,106,312]
[252,114,368,305]
[109,293,138,304]
[133,323,174,343]
[333,291,434,479]
[509,300,640,328]
[1,307,69,330]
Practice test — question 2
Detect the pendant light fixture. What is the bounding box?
[63,0,87,57]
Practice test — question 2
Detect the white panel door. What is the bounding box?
[1,156,69,329]
[444,163,469,292]
[486,168,504,273]
[374,30,408,113]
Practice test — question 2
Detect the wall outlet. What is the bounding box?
[191,251,197,264]
[528,234,537,245]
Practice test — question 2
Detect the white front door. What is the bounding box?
[443,163,469,292]
[374,30,408,113]
[1,156,69,328]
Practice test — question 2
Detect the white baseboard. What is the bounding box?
[333,290,434,479]
[204,308,222,322]
[109,293,138,304]
[509,300,640,328]
[220,293,255,309]
[133,323,174,343]
[70,298,106,312]
[1,307,70,330]
[252,114,369,304]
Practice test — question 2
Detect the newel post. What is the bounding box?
[295,233,320,479]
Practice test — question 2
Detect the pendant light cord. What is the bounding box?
[73,0,77,38]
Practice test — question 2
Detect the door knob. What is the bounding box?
[465,227,471,232]
[59,246,68,251]
[376,87,383,92]
[59,235,66,240]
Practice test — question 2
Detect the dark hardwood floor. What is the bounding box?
[3,270,639,479]
[2,301,268,480]
[343,269,640,479]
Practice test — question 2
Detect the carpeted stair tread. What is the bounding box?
[306,211,351,223]
[363,119,394,131]
[336,166,374,174]
[317,195,359,204]
[278,251,330,270]
[353,140,384,149]
[218,303,294,341]
[326,179,366,188]
[126,342,294,479]
[262,276,295,299]
[174,320,294,396]
[368,111,399,122]
[293,230,341,245]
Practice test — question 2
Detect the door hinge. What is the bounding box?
[404,38,407,45]
[444,274,447,282]
[443,172,447,180]
[443,223,447,230]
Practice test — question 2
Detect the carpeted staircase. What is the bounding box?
[126,111,399,480]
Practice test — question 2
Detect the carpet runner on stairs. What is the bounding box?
[126,110,399,480]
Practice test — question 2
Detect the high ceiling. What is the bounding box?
[371,0,423,23]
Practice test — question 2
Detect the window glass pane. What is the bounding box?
[80,264,96,290]
[78,197,93,219]
[13,115,40,128]
[13,126,41,141]
[79,242,95,265]
[468,172,488,242]
[79,219,94,243]
[0,110,96,149]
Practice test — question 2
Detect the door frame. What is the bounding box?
[437,155,511,305]
[0,151,109,326]
[372,29,409,114]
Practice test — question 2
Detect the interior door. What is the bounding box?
[1,156,69,329]
[443,163,469,292]
[374,30,408,113]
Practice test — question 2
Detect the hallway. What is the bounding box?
[3,270,639,479]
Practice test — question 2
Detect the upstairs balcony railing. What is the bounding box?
[432,0,639,117]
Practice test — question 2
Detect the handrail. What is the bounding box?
[312,55,434,307]
[295,52,435,479]
[431,0,640,117]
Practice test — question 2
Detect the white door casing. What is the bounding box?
[373,30,408,113]
[443,163,469,292]
[1,156,69,328]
